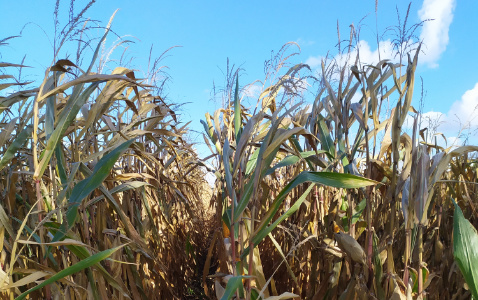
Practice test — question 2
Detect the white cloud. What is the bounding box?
[422,111,446,120]
[403,110,445,131]
[306,0,456,73]
[353,40,397,66]
[305,55,324,70]
[305,40,401,110]
[410,83,478,147]
[420,111,447,129]
[418,0,456,68]
[305,0,456,77]
[306,39,398,74]
[447,82,478,128]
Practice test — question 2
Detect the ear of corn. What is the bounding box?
[334,231,367,266]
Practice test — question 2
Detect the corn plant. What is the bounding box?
[0,10,211,299]
[202,27,478,300]
[1,3,478,300]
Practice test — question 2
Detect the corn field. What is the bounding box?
[1,5,478,300]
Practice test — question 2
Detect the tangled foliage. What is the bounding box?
[1,5,478,300]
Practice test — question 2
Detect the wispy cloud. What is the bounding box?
[295,38,315,47]
[418,0,456,68]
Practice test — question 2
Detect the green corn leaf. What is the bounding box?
[317,114,335,160]
[352,198,366,224]
[338,138,349,167]
[221,276,250,300]
[44,72,61,140]
[452,199,478,300]
[242,171,377,257]
[373,232,386,299]
[245,149,260,175]
[0,125,32,172]
[15,245,125,300]
[66,139,134,226]
[85,181,152,208]
[245,184,314,257]
[0,117,18,147]
[34,19,121,179]
[265,151,324,176]
[39,222,130,297]
[35,82,100,179]
[233,112,264,174]
[65,243,130,297]
[234,75,241,141]
[52,139,134,242]
[223,138,237,206]
[55,143,68,186]
[201,120,214,142]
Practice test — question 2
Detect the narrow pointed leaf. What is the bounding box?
[15,245,125,300]
[242,171,377,257]
[452,199,478,300]
[52,139,134,242]
[234,76,241,141]
[0,125,32,172]
[221,276,250,300]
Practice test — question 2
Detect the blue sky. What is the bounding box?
[1,0,477,154]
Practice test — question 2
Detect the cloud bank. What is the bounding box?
[404,83,478,147]
[305,0,456,72]
[418,0,456,68]
[447,82,478,128]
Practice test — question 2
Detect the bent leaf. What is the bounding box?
[242,171,377,257]
[15,245,125,300]
[52,139,134,242]
[452,199,478,300]
[0,125,32,172]
[221,276,251,300]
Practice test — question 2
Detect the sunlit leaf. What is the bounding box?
[452,199,478,300]
[15,245,126,300]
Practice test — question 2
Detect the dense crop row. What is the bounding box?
[0,5,477,300]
